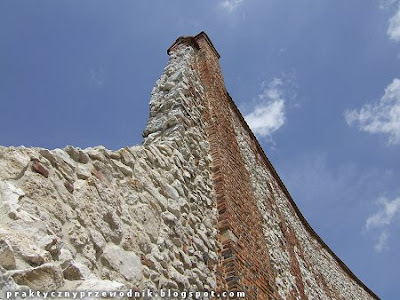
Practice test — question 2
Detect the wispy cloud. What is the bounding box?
[219,0,243,13]
[379,0,398,10]
[365,196,400,252]
[388,4,400,41]
[375,231,390,252]
[278,48,288,55]
[345,78,400,145]
[89,67,105,86]
[244,78,286,138]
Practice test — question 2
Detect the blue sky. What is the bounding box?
[1,1,399,298]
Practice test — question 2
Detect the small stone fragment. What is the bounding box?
[101,245,143,283]
[31,159,49,178]
[62,260,95,280]
[0,240,16,270]
[64,181,74,193]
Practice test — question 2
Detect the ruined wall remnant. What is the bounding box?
[0,32,379,299]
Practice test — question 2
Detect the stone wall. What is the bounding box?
[0,44,217,298]
[0,32,379,299]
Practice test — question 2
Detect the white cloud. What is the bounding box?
[365,196,400,230]
[345,78,400,144]
[219,0,243,12]
[244,78,286,138]
[388,4,400,41]
[365,196,400,252]
[245,99,285,137]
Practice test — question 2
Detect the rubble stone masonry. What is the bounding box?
[0,32,379,299]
